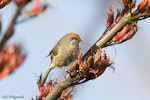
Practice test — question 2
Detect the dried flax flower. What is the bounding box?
[0,44,26,79]
[37,79,73,100]
[68,48,112,83]
[106,5,114,28]
[37,0,150,99]
[23,0,47,17]
[36,48,112,100]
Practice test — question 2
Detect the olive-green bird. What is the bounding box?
[41,32,81,84]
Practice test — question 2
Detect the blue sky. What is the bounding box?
[0,0,150,100]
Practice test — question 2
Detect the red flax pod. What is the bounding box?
[115,10,123,23]
[69,52,82,73]
[131,0,136,8]
[68,48,111,81]
[148,0,150,7]
[122,0,136,11]
[69,63,79,73]
[138,0,148,12]
[121,22,137,42]
[122,0,128,9]
[112,25,129,42]
[13,0,22,6]
[111,22,137,44]
[0,15,1,33]
[0,0,11,8]
[80,60,89,72]
[106,5,114,28]
[121,27,137,42]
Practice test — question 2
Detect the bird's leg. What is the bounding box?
[40,63,55,85]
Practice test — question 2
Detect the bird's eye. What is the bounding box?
[71,40,76,45]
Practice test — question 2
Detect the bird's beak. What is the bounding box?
[80,39,82,42]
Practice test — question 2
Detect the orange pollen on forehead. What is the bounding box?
[71,33,80,40]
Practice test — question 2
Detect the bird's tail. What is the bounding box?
[45,53,51,58]
[41,63,55,85]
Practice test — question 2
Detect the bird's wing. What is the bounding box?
[45,48,57,57]
[50,48,59,60]
[46,39,62,58]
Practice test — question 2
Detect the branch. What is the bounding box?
[0,0,33,79]
[44,74,82,100]
[0,0,49,79]
[0,0,31,50]
[38,0,150,99]
[83,9,150,60]
[16,16,36,24]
